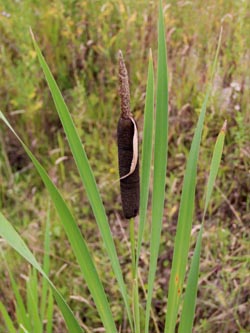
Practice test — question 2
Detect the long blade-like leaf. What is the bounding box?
[46,288,54,333]
[41,205,51,321]
[145,1,169,332]
[26,269,42,333]
[164,30,222,333]
[0,212,83,333]
[134,48,154,333]
[30,30,132,329]
[178,121,226,333]
[0,111,117,333]
[136,49,154,266]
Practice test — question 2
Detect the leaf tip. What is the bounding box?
[0,110,5,122]
[29,27,35,41]
[221,120,227,133]
[149,48,153,60]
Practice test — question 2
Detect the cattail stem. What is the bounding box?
[130,217,140,333]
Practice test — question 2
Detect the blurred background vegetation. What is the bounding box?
[0,0,249,332]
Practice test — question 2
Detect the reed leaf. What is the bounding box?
[26,268,42,333]
[164,30,222,333]
[0,211,83,333]
[30,30,132,329]
[46,288,54,333]
[178,120,226,333]
[136,49,154,267]
[145,1,169,332]
[41,205,51,322]
[0,111,117,333]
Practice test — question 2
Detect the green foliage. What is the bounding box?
[1,108,117,332]
[0,209,83,333]
[164,28,222,333]
[31,30,132,330]
[179,121,227,333]
[0,0,249,332]
[1,5,225,333]
[145,2,168,332]
[0,211,54,333]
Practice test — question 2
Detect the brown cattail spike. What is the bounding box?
[118,50,132,119]
[117,50,140,219]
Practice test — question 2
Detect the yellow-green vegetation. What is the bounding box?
[0,1,249,333]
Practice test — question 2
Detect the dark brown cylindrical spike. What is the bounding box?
[117,50,140,219]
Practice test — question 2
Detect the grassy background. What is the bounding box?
[0,0,249,332]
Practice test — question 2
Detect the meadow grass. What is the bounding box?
[0,0,247,332]
[0,1,225,332]
[0,208,53,333]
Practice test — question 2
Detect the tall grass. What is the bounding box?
[0,208,54,333]
[0,1,226,332]
[144,3,168,332]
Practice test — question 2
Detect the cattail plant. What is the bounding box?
[0,1,226,332]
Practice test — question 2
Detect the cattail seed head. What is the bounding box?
[117,50,140,219]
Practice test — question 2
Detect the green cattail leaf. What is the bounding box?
[164,29,222,333]
[204,121,227,211]
[41,205,51,321]
[145,1,169,332]
[0,211,83,333]
[46,288,54,333]
[178,121,226,333]
[134,48,154,333]
[0,111,116,333]
[137,49,154,266]
[30,30,132,330]
[26,268,42,333]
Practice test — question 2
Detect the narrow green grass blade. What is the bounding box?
[20,325,29,333]
[178,121,226,333]
[26,269,34,315]
[33,269,43,333]
[134,48,154,333]
[46,288,54,333]
[145,1,168,332]
[0,112,117,333]
[11,275,31,332]
[164,31,222,333]
[0,212,83,333]
[203,121,227,212]
[165,97,207,333]
[0,301,16,333]
[133,278,140,333]
[30,30,132,329]
[26,269,42,333]
[136,49,154,267]
[41,205,51,321]
[0,251,31,332]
